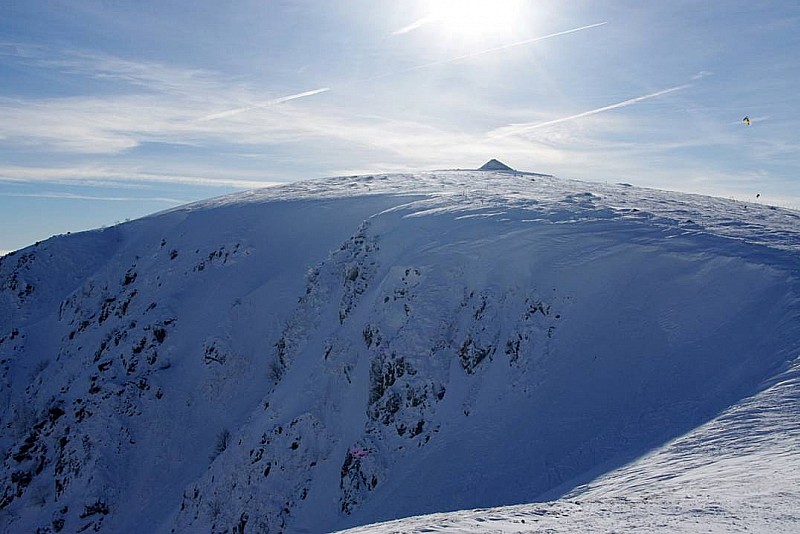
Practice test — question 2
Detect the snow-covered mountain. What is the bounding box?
[1,169,798,533]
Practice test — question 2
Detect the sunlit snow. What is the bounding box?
[1,169,798,533]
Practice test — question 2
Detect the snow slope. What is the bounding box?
[335,352,800,533]
[1,170,798,533]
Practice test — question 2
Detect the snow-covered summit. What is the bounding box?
[1,170,798,533]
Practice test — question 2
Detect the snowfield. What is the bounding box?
[1,169,798,533]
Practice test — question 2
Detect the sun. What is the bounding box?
[428,0,526,41]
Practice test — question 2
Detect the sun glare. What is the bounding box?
[429,0,526,40]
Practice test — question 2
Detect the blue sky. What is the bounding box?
[1,0,799,254]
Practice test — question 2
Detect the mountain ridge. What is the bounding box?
[1,170,798,533]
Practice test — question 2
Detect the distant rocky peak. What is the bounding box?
[478,159,514,172]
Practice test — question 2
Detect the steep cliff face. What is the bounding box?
[1,171,798,533]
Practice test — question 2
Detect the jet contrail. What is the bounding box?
[199,87,330,121]
[393,14,437,35]
[365,22,608,82]
[200,22,606,121]
[491,83,692,137]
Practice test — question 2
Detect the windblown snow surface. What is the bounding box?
[1,170,798,533]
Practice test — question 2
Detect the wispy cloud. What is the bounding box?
[0,46,560,170]
[0,48,332,153]
[0,191,185,203]
[0,25,606,163]
[3,40,785,210]
[490,84,692,138]
[0,165,282,189]
[0,91,331,155]
[692,71,714,80]
[15,48,235,98]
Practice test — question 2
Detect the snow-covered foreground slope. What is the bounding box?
[1,170,798,533]
[336,354,800,533]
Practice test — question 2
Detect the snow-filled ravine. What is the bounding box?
[1,169,798,533]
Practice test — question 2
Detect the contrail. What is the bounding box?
[491,84,692,137]
[365,22,608,82]
[199,87,330,121]
[200,22,606,121]
[393,14,437,35]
